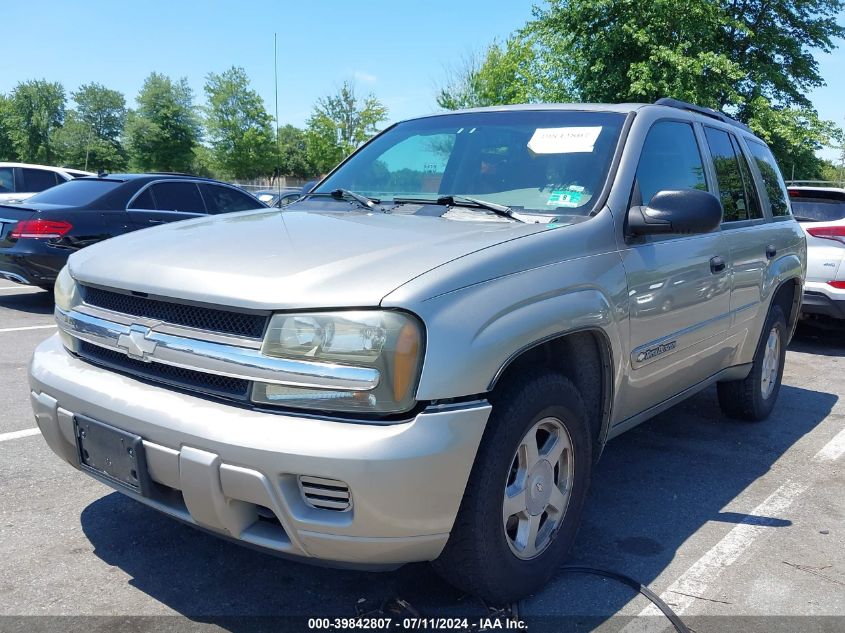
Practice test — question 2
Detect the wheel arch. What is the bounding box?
[770,276,802,341]
[488,328,614,462]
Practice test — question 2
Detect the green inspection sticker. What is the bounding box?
[547,188,583,207]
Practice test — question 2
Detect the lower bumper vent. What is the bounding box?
[298,476,352,512]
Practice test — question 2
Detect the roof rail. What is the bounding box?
[654,98,753,133]
[147,171,197,177]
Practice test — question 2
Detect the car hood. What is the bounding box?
[69,209,548,310]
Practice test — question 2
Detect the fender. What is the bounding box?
[401,258,626,406]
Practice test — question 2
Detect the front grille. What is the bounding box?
[298,476,352,511]
[77,341,251,400]
[82,286,268,339]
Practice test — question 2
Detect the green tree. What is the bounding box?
[55,83,127,171]
[819,158,845,184]
[437,36,565,109]
[125,73,201,172]
[0,95,17,161]
[9,79,65,163]
[190,144,218,178]
[438,0,844,178]
[529,0,845,178]
[203,67,276,179]
[277,124,315,178]
[305,82,388,174]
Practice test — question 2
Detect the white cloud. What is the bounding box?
[353,70,377,84]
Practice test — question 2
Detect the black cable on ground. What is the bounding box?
[558,565,690,633]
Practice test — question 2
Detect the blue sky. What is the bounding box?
[1,0,842,161]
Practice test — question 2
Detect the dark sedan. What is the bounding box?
[0,173,266,288]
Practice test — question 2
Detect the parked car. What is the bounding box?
[30,99,805,603]
[0,173,265,288]
[0,162,94,204]
[253,187,303,208]
[786,183,845,321]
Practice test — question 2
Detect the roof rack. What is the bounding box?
[654,98,753,133]
[147,171,197,177]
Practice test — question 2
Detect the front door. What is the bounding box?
[619,120,732,420]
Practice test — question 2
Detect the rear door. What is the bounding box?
[127,180,207,227]
[701,126,769,327]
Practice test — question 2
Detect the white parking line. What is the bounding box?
[0,427,41,442]
[0,286,41,293]
[0,324,56,333]
[815,427,845,461]
[623,428,845,631]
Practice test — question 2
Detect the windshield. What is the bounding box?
[315,110,626,219]
[26,178,121,206]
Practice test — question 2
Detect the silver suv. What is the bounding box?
[29,99,806,603]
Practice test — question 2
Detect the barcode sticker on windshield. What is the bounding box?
[528,127,602,154]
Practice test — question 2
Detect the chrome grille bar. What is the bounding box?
[55,307,380,392]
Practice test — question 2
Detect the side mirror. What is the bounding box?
[627,189,722,237]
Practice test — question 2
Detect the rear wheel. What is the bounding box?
[717,304,787,421]
[432,372,592,604]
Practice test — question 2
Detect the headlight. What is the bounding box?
[251,310,424,415]
[54,266,80,311]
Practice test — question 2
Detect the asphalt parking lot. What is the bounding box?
[0,279,843,633]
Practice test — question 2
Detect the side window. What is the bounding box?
[149,182,206,213]
[200,184,261,214]
[703,127,761,222]
[0,167,13,193]
[128,187,155,210]
[21,168,60,192]
[748,141,791,217]
[634,121,707,206]
[731,136,762,220]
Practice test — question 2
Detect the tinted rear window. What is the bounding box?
[26,179,122,206]
[790,197,845,222]
[0,167,13,193]
[22,168,60,192]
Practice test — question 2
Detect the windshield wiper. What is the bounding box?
[792,215,818,222]
[302,189,381,211]
[392,194,523,222]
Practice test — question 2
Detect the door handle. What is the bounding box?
[710,255,726,274]
[148,219,166,225]
[766,245,777,260]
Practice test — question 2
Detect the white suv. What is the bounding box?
[0,162,94,204]
[788,183,845,320]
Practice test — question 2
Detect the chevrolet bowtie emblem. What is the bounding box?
[117,325,158,362]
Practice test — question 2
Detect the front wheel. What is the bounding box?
[717,304,787,421]
[432,372,592,604]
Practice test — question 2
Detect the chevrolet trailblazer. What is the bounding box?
[29,99,806,603]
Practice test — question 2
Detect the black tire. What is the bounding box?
[717,304,787,421]
[432,371,593,604]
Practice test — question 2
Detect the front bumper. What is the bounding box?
[29,334,490,567]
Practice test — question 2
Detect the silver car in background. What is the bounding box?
[787,183,845,320]
[29,99,805,603]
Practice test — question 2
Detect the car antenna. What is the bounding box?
[97,170,109,178]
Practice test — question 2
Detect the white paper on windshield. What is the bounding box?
[527,126,602,154]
